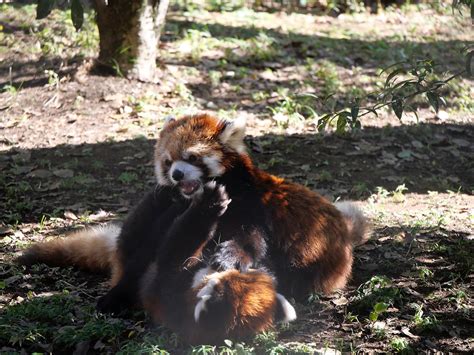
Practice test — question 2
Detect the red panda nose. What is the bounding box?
[172,169,184,181]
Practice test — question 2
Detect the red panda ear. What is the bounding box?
[217,117,247,153]
[163,115,176,127]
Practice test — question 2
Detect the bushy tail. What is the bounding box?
[16,224,121,273]
[335,201,371,246]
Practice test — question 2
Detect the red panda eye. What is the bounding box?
[188,154,197,163]
[164,159,172,167]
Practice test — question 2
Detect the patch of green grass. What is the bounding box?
[118,172,139,184]
[55,317,127,347]
[242,32,279,61]
[448,289,468,309]
[392,184,408,203]
[351,182,370,198]
[35,9,98,57]
[390,337,414,354]
[190,341,256,354]
[0,292,135,351]
[1,177,34,223]
[61,173,97,189]
[350,276,402,320]
[0,5,97,58]
[411,303,439,332]
[429,238,473,277]
[177,28,217,62]
[369,301,389,322]
[2,83,21,95]
[314,60,342,97]
[118,330,179,354]
[91,160,105,170]
[206,0,245,12]
[417,266,434,281]
[268,92,318,129]
[0,292,77,347]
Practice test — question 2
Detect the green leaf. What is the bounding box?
[71,0,84,31]
[317,114,331,132]
[336,114,347,133]
[392,79,417,91]
[392,99,404,119]
[379,61,406,75]
[36,0,55,19]
[385,67,405,87]
[426,92,439,112]
[374,302,389,313]
[369,311,379,322]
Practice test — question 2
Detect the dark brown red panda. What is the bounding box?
[18,112,369,343]
[18,181,291,342]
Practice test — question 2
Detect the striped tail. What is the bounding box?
[16,224,121,274]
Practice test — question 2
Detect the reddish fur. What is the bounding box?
[17,113,367,343]
[144,269,277,344]
[253,170,354,293]
[157,113,362,296]
[156,114,227,162]
[17,229,116,274]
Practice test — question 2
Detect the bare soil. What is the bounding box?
[0,3,473,354]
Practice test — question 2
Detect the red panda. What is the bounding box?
[18,113,369,343]
[152,113,369,295]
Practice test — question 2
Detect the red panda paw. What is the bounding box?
[197,181,231,217]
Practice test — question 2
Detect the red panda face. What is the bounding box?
[154,113,246,198]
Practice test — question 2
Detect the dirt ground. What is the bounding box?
[0,3,473,354]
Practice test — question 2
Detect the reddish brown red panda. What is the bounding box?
[18,113,369,343]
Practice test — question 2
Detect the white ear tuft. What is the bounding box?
[218,116,247,153]
[163,115,176,127]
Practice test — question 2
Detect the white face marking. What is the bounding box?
[169,160,202,183]
[276,293,297,323]
[155,151,172,185]
[203,154,225,177]
[154,161,169,185]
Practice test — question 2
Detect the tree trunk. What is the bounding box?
[93,0,170,82]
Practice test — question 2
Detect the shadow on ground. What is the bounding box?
[164,19,470,72]
[1,122,473,353]
[1,14,470,90]
[1,122,472,225]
